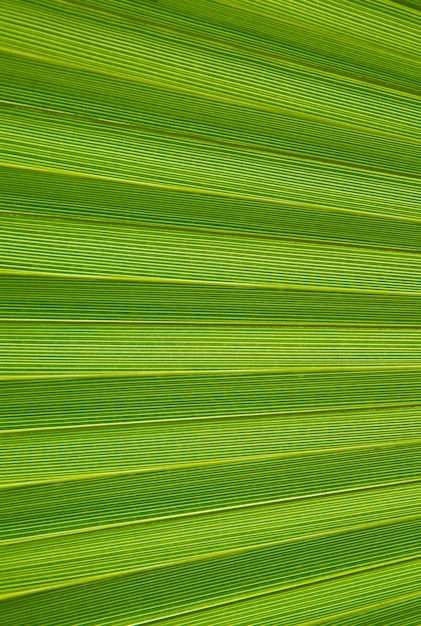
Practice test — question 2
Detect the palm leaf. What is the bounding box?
[1,0,421,624]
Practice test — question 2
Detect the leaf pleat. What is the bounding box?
[1,0,421,624]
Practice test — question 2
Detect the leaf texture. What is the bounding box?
[1,0,421,624]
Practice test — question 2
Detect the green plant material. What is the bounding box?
[1,0,421,624]
[4,405,421,483]
[3,369,421,429]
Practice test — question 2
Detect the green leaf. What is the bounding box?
[1,0,421,624]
